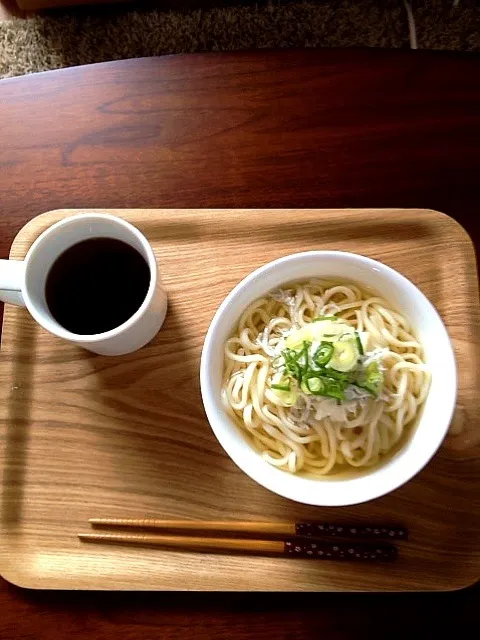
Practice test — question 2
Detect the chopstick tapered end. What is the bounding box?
[79,533,93,541]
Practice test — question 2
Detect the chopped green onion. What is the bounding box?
[302,374,347,400]
[278,328,386,404]
[351,382,375,396]
[300,342,310,375]
[282,347,303,382]
[312,315,338,322]
[365,362,383,394]
[321,367,350,381]
[355,332,364,356]
[353,362,383,396]
[282,343,311,382]
[323,379,345,401]
[280,338,363,402]
[305,376,325,395]
[300,380,311,395]
[271,383,291,392]
[313,342,334,366]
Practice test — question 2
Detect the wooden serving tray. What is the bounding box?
[1,209,479,592]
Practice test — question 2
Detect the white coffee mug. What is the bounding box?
[0,213,168,356]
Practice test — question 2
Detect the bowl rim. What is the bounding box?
[200,250,457,506]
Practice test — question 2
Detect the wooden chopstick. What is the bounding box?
[78,531,397,562]
[88,518,408,541]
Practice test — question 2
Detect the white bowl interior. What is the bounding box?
[200,251,456,506]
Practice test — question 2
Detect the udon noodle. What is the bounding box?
[221,280,431,477]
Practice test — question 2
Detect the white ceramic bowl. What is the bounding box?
[200,251,457,506]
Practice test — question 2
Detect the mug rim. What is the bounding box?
[22,213,158,343]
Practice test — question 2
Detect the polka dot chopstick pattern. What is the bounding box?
[295,522,408,541]
[284,539,397,562]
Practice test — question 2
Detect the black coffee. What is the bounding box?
[45,238,150,335]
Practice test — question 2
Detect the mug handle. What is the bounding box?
[0,260,26,307]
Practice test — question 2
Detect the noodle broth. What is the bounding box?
[221,279,431,480]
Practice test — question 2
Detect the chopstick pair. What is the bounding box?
[78,519,407,562]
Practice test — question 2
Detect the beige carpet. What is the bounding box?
[1,1,480,79]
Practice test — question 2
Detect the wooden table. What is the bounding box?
[0,50,478,638]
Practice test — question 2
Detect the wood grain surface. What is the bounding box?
[1,50,480,637]
[0,206,478,592]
